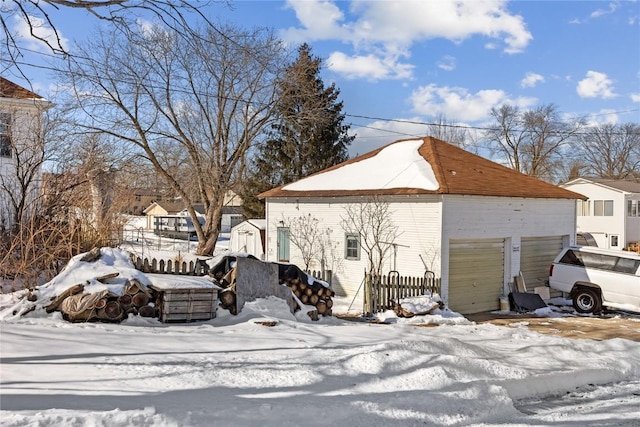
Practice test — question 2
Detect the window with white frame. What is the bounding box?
[594,200,614,216]
[610,235,619,247]
[577,199,591,216]
[345,233,360,260]
[628,200,639,217]
[0,113,11,157]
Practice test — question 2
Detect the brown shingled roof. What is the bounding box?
[259,136,586,200]
[0,77,43,100]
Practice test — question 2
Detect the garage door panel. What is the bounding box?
[521,236,564,290]
[449,239,505,314]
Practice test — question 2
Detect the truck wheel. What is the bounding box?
[572,288,602,314]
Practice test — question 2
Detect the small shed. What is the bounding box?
[230,219,266,259]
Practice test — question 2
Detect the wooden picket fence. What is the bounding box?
[364,271,441,315]
[132,256,210,276]
[306,269,332,286]
[131,256,333,286]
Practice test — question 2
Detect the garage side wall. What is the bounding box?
[264,195,443,304]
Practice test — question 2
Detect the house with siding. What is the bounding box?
[561,178,640,250]
[259,136,585,314]
[0,77,51,228]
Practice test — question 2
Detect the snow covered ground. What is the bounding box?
[1,241,640,426]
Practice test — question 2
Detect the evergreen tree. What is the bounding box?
[241,43,354,219]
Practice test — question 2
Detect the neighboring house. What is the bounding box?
[221,205,243,233]
[143,200,186,230]
[0,77,50,228]
[561,178,640,250]
[143,190,243,234]
[124,189,168,216]
[229,219,266,259]
[260,136,585,314]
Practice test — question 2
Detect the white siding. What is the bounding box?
[230,221,265,259]
[564,181,628,249]
[265,195,443,304]
[0,98,47,227]
[266,194,577,311]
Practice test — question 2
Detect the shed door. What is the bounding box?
[449,238,505,314]
[520,236,564,290]
[277,227,290,262]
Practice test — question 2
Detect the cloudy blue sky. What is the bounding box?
[4,0,640,155]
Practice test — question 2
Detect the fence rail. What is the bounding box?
[364,271,441,315]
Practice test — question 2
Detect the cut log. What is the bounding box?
[45,284,84,313]
[96,272,119,283]
[118,294,132,306]
[309,294,319,305]
[301,294,309,304]
[125,279,148,296]
[305,287,313,297]
[27,291,37,302]
[219,290,236,307]
[326,298,333,309]
[138,305,156,318]
[94,298,107,309]
[80,247,101,262]
[316,300,327,315]
[132,292,149,307]
[307,310,318,321]
[102,301,122,320]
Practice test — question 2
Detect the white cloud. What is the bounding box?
[576,71,617,99]
[590,2,619,19]
[281,0,532,80]
[585,109,619,126]
[631,93,640,103]
[521,72,545,88]
[280,0,351,43]
[408,84,536,122]
[12,14,69,52]
[327,52,414,80]
[437,55,456,71]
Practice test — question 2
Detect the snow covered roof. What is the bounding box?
[259,136,586,200]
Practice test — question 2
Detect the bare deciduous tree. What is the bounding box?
[576,123,640,179]
[427,113,470,148]
[485,103,585,182]
[340,197,400,277]
[280,213,321,271]
[62,22,285,255]
[1,0,214,79]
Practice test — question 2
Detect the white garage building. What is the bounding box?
[260,137,585,314]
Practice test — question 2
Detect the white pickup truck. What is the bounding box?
[548,246,640,314]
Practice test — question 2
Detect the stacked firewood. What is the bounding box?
[44,277,158,322]
[212,267,237,314]
[285,278,334,320]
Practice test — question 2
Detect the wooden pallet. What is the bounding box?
[151,285,218,323]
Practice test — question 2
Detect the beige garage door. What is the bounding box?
[449,238,505,314]
[520,236,564,291]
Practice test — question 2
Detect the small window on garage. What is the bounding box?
[345,233,360,260]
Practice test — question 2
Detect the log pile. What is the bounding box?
[208,255,334,320]
[286,277,334,320]
[46,278,158,323]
